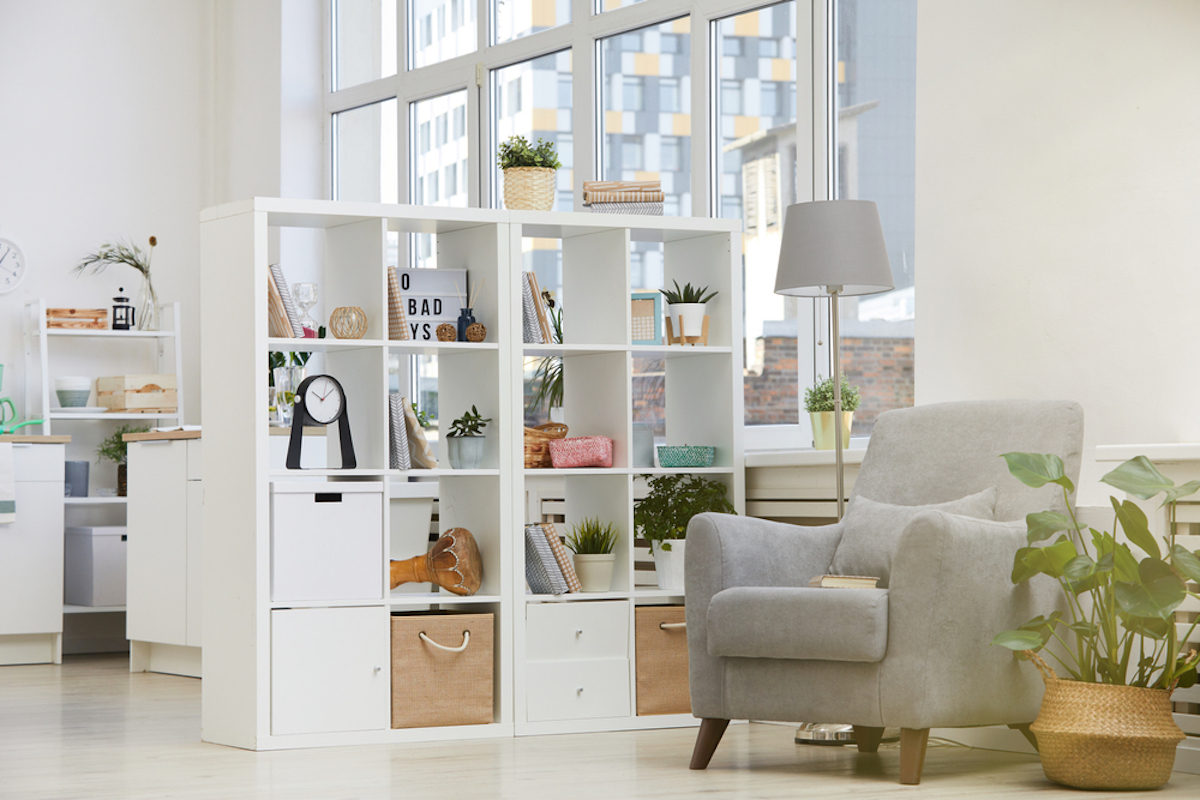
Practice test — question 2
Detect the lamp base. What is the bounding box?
[794,722,901,746]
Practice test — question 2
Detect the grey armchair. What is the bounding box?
[686,399,1083,784]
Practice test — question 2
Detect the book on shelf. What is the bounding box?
[268,263,305,338]
[807,574,880,589]
[521,272,544,344]
[539,523,581,593]
[266,273,291,338]
[582,180,664,215]
[525,525,569,594]
[525,271,553,343]
[587,202,664,216]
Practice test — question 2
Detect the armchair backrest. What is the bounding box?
[850,400,1084,521]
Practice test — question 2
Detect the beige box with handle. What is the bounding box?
[97,374,178,412]
[635,605,691,715]
[391,612,494,728]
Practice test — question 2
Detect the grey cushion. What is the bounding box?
[828,487,998,588]
[707,586,889,662]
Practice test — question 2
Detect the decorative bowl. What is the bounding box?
[56,389,91,408]
[657,445,715,468]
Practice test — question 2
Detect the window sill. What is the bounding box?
[744,445,869,469]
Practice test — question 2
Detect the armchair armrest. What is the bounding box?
[880,510,1064,729]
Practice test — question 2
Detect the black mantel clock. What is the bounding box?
[286,374,356,470]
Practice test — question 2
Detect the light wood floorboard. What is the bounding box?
[3,654,1200,799]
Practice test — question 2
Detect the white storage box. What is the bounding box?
[270,482,384,602]
[64,527,127,607]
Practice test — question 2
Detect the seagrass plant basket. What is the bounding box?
[523,422,568,468]
[1024,650,1185,790]
[503,167,555,211]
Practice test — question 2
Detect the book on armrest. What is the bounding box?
[808,574,880,589]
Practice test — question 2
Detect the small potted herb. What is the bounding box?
[660,280,718,340]
[97,424,151,497]
[446,405,491,469]
[803,375,861,450]
[497,135,561,211]
[634,473,736,591]
[565,517,619,592]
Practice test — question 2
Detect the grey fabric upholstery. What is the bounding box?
[686,399,1082,734]
[829,488,998,587]
[708,586,888,662]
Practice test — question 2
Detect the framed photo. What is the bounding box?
[631,292,662,345]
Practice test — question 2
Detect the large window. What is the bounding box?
[333,99,399,203]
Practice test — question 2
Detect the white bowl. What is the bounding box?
[55,376,92,390]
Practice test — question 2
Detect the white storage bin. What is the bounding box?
[270,482,384,602]
[64,526,127,607]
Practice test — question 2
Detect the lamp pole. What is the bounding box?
[829,285,845,520]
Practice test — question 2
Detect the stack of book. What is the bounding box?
[525,523,582,595]
[583,180,664,215]
[521,271,554,344]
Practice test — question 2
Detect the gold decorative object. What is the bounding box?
[329,306,367,339]
[465,322,487,342]
[436,323,457,341]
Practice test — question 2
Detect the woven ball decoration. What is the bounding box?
[466,322,487,343]
[330,306,368,339]
[436,323,457,341]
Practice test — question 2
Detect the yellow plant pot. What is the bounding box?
[809,411,853,450]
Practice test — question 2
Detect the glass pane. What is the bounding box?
[334,0,398,90]
[598,0,646,13]
[334,99,399,203]
[493,50,573,212]
[713,2,798,426]
[409,0,477,69]
[411,90,470,212]
[494,0,571,44]
[600,17,691,216]
[835,0,917,436]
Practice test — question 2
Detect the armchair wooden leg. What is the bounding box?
[690,718,730,770]
[1007,723,1039,752]
[899,728,930,785]
[852,726,885,753]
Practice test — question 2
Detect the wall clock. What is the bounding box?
[286,374,357,470]
[0,237,27,294]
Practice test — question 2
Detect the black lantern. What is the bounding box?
[112,288,135,330]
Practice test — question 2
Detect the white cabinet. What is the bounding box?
[0,440,65,665]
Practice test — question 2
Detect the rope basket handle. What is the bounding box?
[419,630,470,653]
[659,622,687,630]
[1022,649,1057,683]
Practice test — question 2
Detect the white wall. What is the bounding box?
[916,0,1200,499]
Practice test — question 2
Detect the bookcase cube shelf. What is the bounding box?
[200,198,741,749]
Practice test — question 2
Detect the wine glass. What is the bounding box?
[293,282,318,335]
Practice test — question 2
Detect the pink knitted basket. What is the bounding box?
[549,436,613,468]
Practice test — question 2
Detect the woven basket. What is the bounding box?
[550,436,613,469]
[1024,650,1184,790]
[503,167,556,211]
[524,422,568,468]
[657,445,715,468]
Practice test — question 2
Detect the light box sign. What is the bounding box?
[395,267,466,341]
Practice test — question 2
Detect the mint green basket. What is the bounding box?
[657,445,715,468]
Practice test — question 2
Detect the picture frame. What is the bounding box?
[631,292,662,345]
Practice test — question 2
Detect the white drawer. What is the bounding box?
[526,658,631,722]
[11,443,64,483]
[526,601,629,661]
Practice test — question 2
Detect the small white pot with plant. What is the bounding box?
[805,375,860,450]
[446,405,490,469]
[634,474,736,591]
[498,135,561,212]
[565,517,619,593]
[660,280,717,339]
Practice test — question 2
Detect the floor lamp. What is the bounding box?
[774,199,895,744]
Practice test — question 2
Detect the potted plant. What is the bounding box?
[565,516,619,592]
[804,375,861,450]
[96,424,150,497]
[445,405,491,469]
[498,135,561,211]
[660,280,717,340]
[992,453,1200,790]
[634,473,736,591]
[74,236,160,331]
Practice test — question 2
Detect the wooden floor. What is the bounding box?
[4,654,1200,799]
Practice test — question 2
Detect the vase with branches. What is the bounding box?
[74,236,160,331]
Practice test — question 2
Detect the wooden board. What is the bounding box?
[98,374,178,412]
[123,431,202,442]
[46,308,108,330]
[0,435,71,443]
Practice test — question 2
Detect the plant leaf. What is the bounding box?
[1025,511,1075,544]
[1102,456,1200,504]
[1001,452,1074,493]
[1122,613,1171,640]
[1111,497,1160,560]
[1017,537,1079,581]
[1170,544,1200,584]
[1068,621,1099,638]
[991,629,1045,651]
[1114,559,1187,619]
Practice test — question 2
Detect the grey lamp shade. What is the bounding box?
[774,200,895,297]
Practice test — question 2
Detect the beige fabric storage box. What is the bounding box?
[635,605,691,715]
[391,612,494,728]
[97,374,178,412]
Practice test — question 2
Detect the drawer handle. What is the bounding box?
[575,629,583,636]
[660,622,687,630]
[577,687,584,694]
[419,630,470,653]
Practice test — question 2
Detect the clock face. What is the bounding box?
[0,238,27,294]
[301,375,344,425]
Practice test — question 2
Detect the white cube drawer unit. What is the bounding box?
[526,658,632,722]
[270,482,384,603]
[526,601,631,722]
[526,601,629,661]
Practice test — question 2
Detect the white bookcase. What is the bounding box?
[198,198,742,750]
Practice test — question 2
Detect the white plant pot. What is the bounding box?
[670,303,707,338]
[448,436,485,469]
[572,553,616,593]
[650,539,686,591]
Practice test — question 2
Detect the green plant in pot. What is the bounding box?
[804,375,860,451]
[660,280,717,341]
[96,424,150,497]
[446,405,491,470]
[498,135,561,211]
[992,453,1200,790]
[634,473,736,591]
[565,517,619,593]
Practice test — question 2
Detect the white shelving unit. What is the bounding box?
[198,197,742,750]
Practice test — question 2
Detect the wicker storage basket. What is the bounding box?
[524,422,569,468]
[391,612,494,729]
[1025,650,1184,790]
[657,445,715,468]
[503,167,556,211]
[635,606,690,715]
